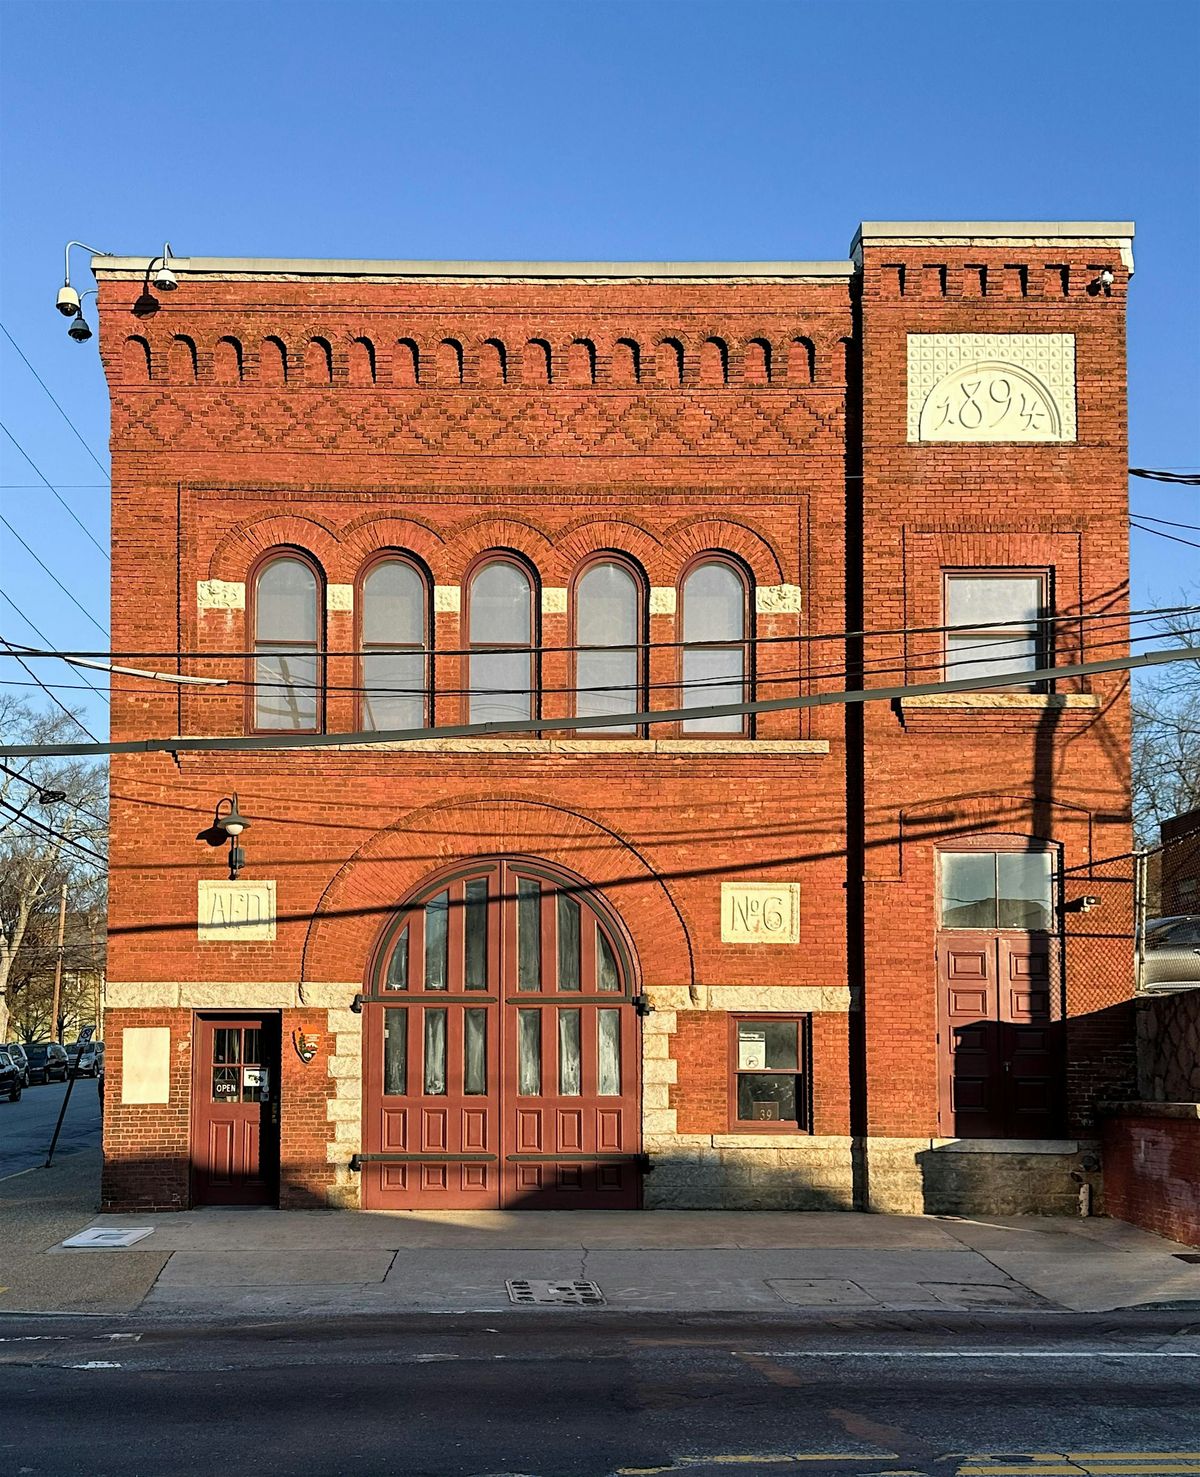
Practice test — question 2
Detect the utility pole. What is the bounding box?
[50,882,67,1043]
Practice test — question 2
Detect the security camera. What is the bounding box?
[1078,895,1101,913]
[1099,268,1114,288]
[153,263,178,291]
[56,284,81,316]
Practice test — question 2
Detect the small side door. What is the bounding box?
[191,1015,280,1206]
[937,933,1005,1137]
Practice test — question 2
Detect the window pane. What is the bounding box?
[469,562,531,644]
[257,558,317,643]
[361,652,426,731]
[463,1009,487,1095]
[738,1020,798,1071]
[518,1009,542,1096]
[213,1029,240,1065]
[558,1009,582,1095]
[423,1009,447,1095]
[212,1066,239,1101]
[385,927,409,991]
[578,562,638,644]
[424,891,449,990]
[255,652,318,730]
[383,1009,407,1095]
[681,646,744,734]
[682,563,744,643]
[737,1072,799,1123]
[597,928,621,991]
[576,648,638,731]
[598,1009,621,1096]
[998,852,1054,931]
[242,1029,261,1065]
[946,633,1037,684]
[941,853,997,929]
[468,650,532,725]
[557,893,581,990]
[517,878,541,990]
[947,575,1042,628]
[362,561,425,646]
[465,879,488,990]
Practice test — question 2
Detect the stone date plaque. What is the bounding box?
[908,333,1076,443]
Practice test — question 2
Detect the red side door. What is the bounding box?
[937,933,1005,1137]
[998,934,1062,1137]
[191,1015,280,1206]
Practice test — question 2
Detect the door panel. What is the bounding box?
[363,861,641,1209]
[938,935,1004,1138]
[191,1015,279,1206]
[999,935,1062,1137]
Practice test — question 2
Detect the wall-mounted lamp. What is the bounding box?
[56,240,110,317]
[214,793,251,880]
[67,290,97,343]
[148,242,179,293]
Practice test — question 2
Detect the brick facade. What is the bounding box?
[96,223,1136,1214]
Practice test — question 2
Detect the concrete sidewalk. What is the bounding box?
[4,1153,1198,1320]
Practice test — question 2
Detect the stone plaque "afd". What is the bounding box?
[197,881,277,942]
[721,883,800,944]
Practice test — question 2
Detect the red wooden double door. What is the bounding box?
[191,1014,281,1206]
[937,932,1062,1138]
[361,860,642,1209]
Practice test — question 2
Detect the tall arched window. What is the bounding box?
[253,554,321,731]
[574,559,642,734]
[679,558,749,735]
[467,558,535,726]
[359,557,429,730]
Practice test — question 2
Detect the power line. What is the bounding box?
[0,511,108,635]
[1129,468,1200,484]
[0,796,107,867]
[4,599,1191,664]
[0,760,109,828]
[1133,513,1200,533]
[0,421,108,558]
[1131,519,1200,552]
[1,646,1193,761]
[0,323,109,476]
[0,641,102,742]
[0,590,109,711]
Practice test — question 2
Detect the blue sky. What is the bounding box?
[1,0,1196,739]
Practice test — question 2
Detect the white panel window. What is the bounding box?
[680,560,749,734]
[468,559,535,726]
[254,556,320,730]
[945,572,1048,689]
[360,559,428,730]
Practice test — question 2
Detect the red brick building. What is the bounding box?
[95,222,1137,1214]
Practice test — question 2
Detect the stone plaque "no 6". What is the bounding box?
[721,883,800,944]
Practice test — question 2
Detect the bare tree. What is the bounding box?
[0,697,107,1043]
[1132,594,1200,845]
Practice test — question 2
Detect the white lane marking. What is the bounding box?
[411,1353,459,1362]
[106,1333,142,1342]
[65,1361,122,1369]
[0,1336,69,1342]
[736,1350,1200,1359]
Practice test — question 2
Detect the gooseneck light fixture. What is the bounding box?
[214,793,251,880]
[148,242,179,292]
[67,290,97,343]
[56,240,111,317]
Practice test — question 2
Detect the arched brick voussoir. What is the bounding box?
[660,515,787,585]
[338,514,447,576]
[548,518,665,585]
[301,796,694,990]
[208,512,345,583]
[440,516,556,581]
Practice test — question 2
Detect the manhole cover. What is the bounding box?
[506,1279,605,1306]
[61,1227,155,1250]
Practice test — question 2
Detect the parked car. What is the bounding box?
[1140,915,1200,990]
[24,1042,69,1084]
[66,1040,101,1077]
[0,1050,23,1101]
[2,1042,30,1088]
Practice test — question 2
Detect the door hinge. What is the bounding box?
[632,993,655,1017]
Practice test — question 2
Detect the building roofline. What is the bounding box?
[851,219,1134,251]
[91,255,856,282]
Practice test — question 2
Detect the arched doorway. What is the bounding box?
[360,857,642,1209]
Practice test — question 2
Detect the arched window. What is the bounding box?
[574,559,643,734]
[359,557,429,731]
[253,554,321,731]
[679,558,749,735]
[467,558,535,726]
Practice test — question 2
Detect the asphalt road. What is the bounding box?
[0,1074,101,1178]
[1,1311,1198,1476]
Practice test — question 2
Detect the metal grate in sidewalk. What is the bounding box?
[506,1278,605,1306]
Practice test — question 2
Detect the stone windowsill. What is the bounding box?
[900,693,1100,713]
[325,738,832,756]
